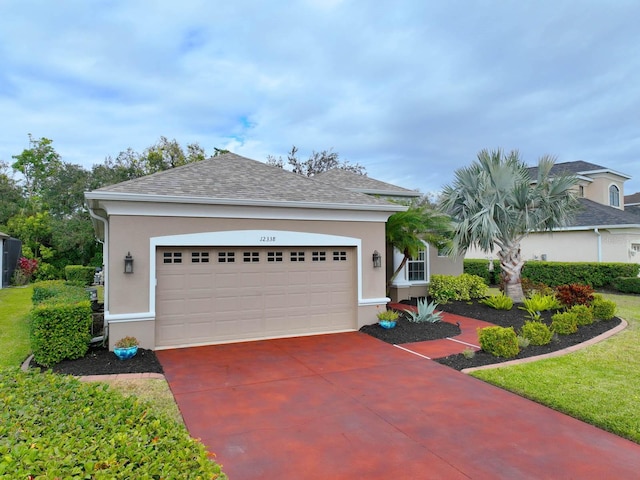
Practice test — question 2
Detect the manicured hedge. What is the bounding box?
[30,301,93,367]
[0,368,227,479]
[32,280,89,305]
[612,276,640,294]
[464,260,639,288]
[522,261,638,288]
[64,265,95,286]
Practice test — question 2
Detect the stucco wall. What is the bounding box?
[106,214,387,317]
[465,229,640,264]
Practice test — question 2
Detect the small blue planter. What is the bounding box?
[114,346,138,360]
[379,320,397,329]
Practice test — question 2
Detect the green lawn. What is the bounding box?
[0,286,33,368]
[471,292,640,443]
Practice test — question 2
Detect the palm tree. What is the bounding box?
[386,201,453,292]
[439,149,579,302]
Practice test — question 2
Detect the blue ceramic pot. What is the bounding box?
[114,345,138,360]
[379,320,397,329]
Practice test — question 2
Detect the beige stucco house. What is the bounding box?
[86,153,449,350]
[465,161,640,264]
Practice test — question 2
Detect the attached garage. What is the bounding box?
[85,153,410,350]
[155,245,356,348]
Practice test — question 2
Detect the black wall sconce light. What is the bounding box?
[124,252,134,274]
[372,250,382,268]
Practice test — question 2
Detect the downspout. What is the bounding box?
[88,206,109,343]
[594,228,602,262]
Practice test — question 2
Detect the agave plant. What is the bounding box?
[407,298,443,323]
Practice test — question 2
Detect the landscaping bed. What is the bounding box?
[362,298,622,371]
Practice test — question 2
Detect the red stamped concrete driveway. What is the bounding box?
[157,332,640,479]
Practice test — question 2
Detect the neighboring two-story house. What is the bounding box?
[465,161,640,264]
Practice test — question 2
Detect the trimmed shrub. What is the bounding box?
[520,320,553,346]
[522,261,638,288]
[480,293,513,310]
[64,265,95,286]
[555,283,594,308]
[32,280,89,305]
[0,368,227,479]
[551,311,578,335]
[612,276,640,294]
[30,301,93,366]
[463,259,500,285]
[592,297,617,320]
[429,273,488,303]
[478,326,519,358]
[520,278,554,297]
[570,304,594,326]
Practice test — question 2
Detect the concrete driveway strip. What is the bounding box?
[157,332,640,479]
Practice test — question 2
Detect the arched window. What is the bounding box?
[609,185,620,207]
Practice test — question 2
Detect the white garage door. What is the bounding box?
[155,246,357,347]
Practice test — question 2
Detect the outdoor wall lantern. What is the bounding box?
[372,250,382,268]
[124,252,134,274]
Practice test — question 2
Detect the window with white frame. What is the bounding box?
[609,185,620,207]
[407,248,426,281]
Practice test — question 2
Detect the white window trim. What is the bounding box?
[391,242,430,287]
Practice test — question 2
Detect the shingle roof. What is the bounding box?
[313,169,420,197]
[527,161,630,180]
[568,198,640,228]
[89,153,399,208]
[625,192,640,205]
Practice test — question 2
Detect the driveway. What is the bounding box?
[157,332,640,479]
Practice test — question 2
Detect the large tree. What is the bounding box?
[386,200,453,292]
[266,146,366,176]
[439,149,579,302]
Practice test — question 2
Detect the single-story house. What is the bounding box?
[313,169,462,301]
[86,153,432,350]
[465,161,640,264]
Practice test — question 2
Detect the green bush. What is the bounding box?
[551,311,578,335]
[478,326,519,358]
[463,259,500,285]
[0,368,227,479]
[592,296,617,320]
[480,293,513,310]
[520,292,561,313]
[64,265,95,286]
[30,301,93,367]
[570,304,594,326]
[429,273,488,303]
[522,261,638,288]
[612,276,640,294]
[520,321,553,346]
[32,280,90,305]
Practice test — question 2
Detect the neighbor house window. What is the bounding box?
[610,185,620,207]
[407,249,426,281]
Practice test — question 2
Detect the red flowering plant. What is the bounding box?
[14,257,39,285]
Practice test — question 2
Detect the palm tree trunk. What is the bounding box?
[386,255,409,296]
[499,243,525,302]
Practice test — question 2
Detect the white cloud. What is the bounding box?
[0,0,638,195]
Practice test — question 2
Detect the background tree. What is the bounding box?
[386,200,453,292]
[0,161,23,226]
[266,146,366,176]
[439,149,579,302]
[11,135,62,209]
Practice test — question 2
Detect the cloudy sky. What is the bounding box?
[1,0,639,195]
